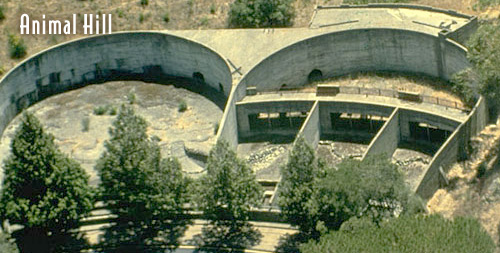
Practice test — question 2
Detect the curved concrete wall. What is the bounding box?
[0,32,232,135]
[238,29,470,92]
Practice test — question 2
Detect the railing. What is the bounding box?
[255,86,470,112]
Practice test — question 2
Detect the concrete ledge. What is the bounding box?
[317,4,474,19]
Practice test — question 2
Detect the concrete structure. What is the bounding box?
[0,4,488,205]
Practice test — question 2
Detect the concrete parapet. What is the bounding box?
[318,4,475,19]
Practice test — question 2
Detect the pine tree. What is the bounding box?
[96,105,189,251]
[0,113,93,253]
[277,137,320,235]
[193,140,263,250]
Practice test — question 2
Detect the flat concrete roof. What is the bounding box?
[311,5,471,34]
[237,92,469,123]
[168,5,473,84]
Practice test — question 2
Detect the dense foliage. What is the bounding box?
[0,233,19,253]
[96,106,190,251]
[278,138,322,235]
[301,215,495,253]
[0,113,93,252]
[466,21,500,116]
[193,140,263,250]
[309,156,423,231]
[196,140,262,222]
[229,0,294,28]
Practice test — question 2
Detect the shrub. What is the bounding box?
[139,13,145,22]
[93,105,116,115]
[8,34,26,59]
[178,99,188,112]
[229,0,295,28]
[127,91,136,104]
[93,105,108,115]
[140,0,148,6]
[163,11,170,23]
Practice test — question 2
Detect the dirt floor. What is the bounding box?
[0,81,222,185]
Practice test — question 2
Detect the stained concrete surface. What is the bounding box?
[0,81,222,185]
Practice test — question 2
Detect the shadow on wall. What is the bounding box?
[0,32,233,137]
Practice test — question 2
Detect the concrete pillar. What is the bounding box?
[436,32,447,79]
[236,105,251,136]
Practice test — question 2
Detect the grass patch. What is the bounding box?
[474,0,500,10]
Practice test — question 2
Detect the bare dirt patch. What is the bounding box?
[0,81,222,185]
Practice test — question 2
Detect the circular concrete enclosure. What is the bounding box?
[0,32,233,137]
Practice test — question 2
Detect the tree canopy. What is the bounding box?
[309,156,423,231]
[300,215,495,253]
[278,138,322,235]
[0,113,93,252]
[193,140,263,250]
[96,105,190,251]
[195,140,262,222]
[467,21,500,115]
[229,0,294,28]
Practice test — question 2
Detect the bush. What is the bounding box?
[301,215,495,253]
[178,99,188,112]
[93,105,108,115]
[127,91,136,104]
[163,11,170,23]
[8,34,26,59]
[140,0,148,6]
[229,0,294,28]
[93,105,117,115]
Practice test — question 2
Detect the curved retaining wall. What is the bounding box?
[0,32,232,136]
[219,28,473,147]
[238,29,470,91]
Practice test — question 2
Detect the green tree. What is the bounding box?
[229,0,294,28]
[309,156,423,231]
[300,215,495,253]
[96,106,190,251]
[0,232,19,253]
[193,140,263,250]
[0,113,93,253]
[464,21,500,116]
[278,138,322,235]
